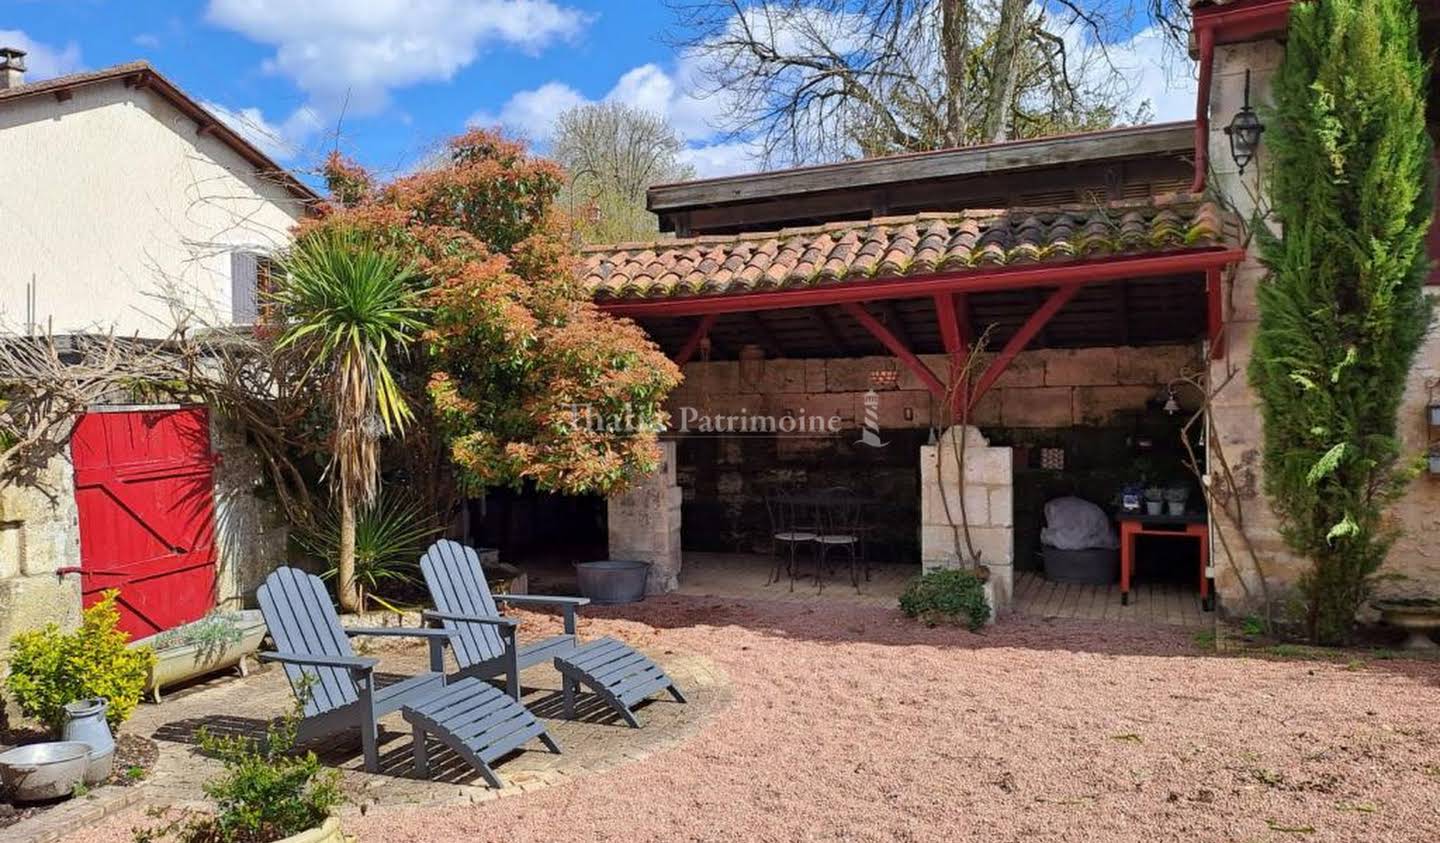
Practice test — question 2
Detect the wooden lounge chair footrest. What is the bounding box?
[553,637,686,728]
[401,677,560,789]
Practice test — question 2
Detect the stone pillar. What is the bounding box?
[607,441,683,594]
[919,426,1014,616]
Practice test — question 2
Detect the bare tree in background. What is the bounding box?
[670,0,1188,165]
[551,101,696,243]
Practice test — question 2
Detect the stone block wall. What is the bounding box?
[1207,40,1440,615]
[0,451,82,671]
[919,426,1015,615]
[668,344,1199,432]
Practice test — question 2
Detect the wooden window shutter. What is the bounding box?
[231,251,260,324]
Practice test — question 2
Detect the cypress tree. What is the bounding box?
[1252,0,1434,643]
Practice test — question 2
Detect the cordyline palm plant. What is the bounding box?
[272,228,424,612]
[296,492,439,613]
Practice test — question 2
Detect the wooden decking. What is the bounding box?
[1012,570,1207,627]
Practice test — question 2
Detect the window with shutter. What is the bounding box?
[230,251,276,324]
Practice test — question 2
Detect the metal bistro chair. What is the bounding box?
[763,490,817,590]
[813,487,866,593]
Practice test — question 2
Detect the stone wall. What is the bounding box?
[668,344,1200,432]
[0,451,82,671]
[920,426,1015,615]
[1206,40,1440,615]
[211,418,290,608]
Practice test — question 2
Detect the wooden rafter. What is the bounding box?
[968,285,1082,408]
[743,312,786,358]
[810,307,850,355]
[877,301,913,348]
[838,302,946,398]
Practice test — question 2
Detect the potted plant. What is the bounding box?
[1163,485,1190,516]
[1142,486,1164,516]
[128,610,268,703]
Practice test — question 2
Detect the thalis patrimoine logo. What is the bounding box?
[857,389,887,449]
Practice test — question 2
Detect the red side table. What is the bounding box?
[1117,513,1212,610]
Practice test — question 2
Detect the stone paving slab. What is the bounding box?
[109,634,728,817]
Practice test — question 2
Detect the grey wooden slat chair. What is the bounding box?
[420,540,589,700]
[256,566,457,773]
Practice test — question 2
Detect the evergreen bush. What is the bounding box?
[1252,0,1434,643]
[5,590,154,731]
[899,568,991,630]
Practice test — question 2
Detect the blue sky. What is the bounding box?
[2,1,1194,185]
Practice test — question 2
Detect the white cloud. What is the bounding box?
[205,0,589,117]
[473,54,754,177]
[0,30,83,81]
[201,101,323,162]
[467,81,587,143]
[1106,24,1196,123]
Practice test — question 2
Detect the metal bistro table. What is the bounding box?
[1116,512,1212,611]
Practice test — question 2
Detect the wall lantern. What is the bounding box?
[1224,70,1265,174]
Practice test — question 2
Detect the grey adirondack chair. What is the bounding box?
[420,540,589,700]
[256,566,455,773]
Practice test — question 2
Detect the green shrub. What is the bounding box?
[133,693,343,843]
[5,590,154,731]
[899,568,991,631]
[294,491,437,612]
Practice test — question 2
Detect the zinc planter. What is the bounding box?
[130,610,268,703]
[575,560,650,604]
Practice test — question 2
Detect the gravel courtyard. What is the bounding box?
[73,595,1440,842]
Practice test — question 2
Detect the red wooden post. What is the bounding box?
[673,313,717,366]
[1206,267,1226,359]
[933,292,970,420]
[838,301,947,399]
[968,284,1082,409]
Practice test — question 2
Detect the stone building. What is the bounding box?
[0,54,311,653]
[581,0,1440,620]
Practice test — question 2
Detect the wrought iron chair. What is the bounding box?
[763,489,817,590]
[813,487,866,593]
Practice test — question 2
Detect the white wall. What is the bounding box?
[0,82,306,338]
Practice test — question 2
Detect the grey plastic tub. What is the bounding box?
[0,741,90,802]
[1042,546,1119,585]
[575,560,651,604]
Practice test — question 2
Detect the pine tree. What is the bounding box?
[1251,0,1433,643]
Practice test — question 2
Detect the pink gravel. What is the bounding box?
[74,596,1440,842]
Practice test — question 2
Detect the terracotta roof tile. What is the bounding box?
[580,195,1231,302]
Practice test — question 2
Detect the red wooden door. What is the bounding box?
[71,407,219,639]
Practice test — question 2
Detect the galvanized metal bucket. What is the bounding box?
[574,560,650,604]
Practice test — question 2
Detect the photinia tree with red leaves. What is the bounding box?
[306,131,679,500]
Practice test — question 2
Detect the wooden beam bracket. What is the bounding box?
[839,301,947,399]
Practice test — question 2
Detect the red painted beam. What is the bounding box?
[839,301,947,399]
[933,292,969,418]
[597,248,1247,318]
[968,284,1083,409]
[673,313,716,366]
[1207,267,1226,359]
